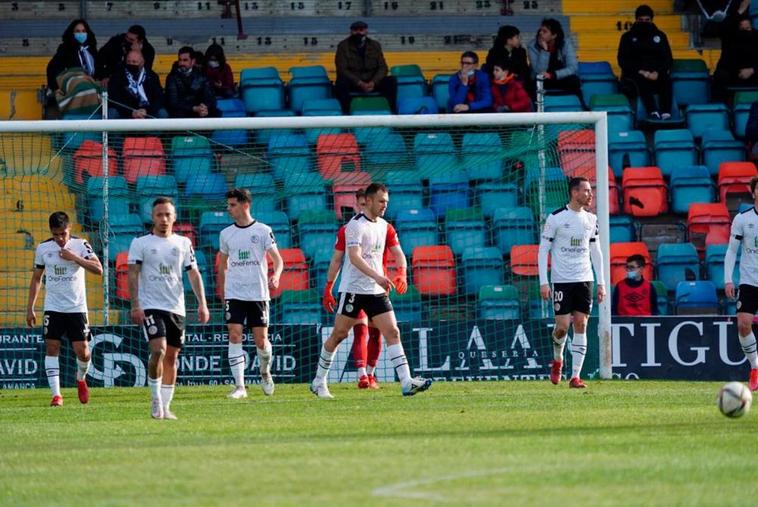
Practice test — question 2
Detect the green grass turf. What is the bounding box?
[1,381,757,506]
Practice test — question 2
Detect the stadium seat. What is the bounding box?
[686,103,730,141]
[671,59,711,107]
[184,172,227,202]
[279,289,321,325]
[476,182,519,218]
[270,248,309,298]
[622,167,668,217]
[301,98,343,144]
[492,207,535,255]
[675,280,719,315]
[288,65,332,113]
[283,174,327,222]
[136,175,180,223]
[670,166,716,214]
[557,129,594,171]
[363,132,409,171]
[431,74,451,112]
[579,61,618,106]
[109,213,144,254]
[651,280,670,315]
[445,208,486,256]
[211,110,249,147]
[705,243,740,290]
[544,94,583,112]
[173,223,197,247]
[255,109,296,146]
[413,132,457,179]
[183,250,210,295]
[73,140,117,185]
[523,166,567,217]
[316,133,361,181]
[298,209,337,260]
[609,214,636,243]
[60,112,100,151]
[86,176,129,224]
[429,170,470,218]
[115,251,129,300]
[718,161,758,211]
[333,179,371,220]
[383,170,424,219]
[701,130,745,177]
[311,249,333,294]
[653,129,696,178]
[462,132,505,181]
[391,64,427,102]
[638,222,687,260]
[199,211,230,250]
[635,93,684,128]
[267,133,310,182]
[656,242,700,291]
[609,242,652,285]
[349,96,391,114]
[0,134,63,181]
[392,285,423,322]
[395,208,439,254]
[240,66,285,113]
[461,247,504,295]
[687,202,731,256]
[170,135,214,184]
[589,93,633,133]
[608,130,650,178]
[255,210,291,248]
[510,245,540,297]
[478,284,521,320]
[397,96,438,115]
[412,245,456,296]
[733,91,758,138]
[235,173,278,213]
[121,136,166,184]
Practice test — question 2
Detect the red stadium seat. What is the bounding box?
[115,252,130,300]
[412,245,456,296]
[122,136,166,183]
[268,248,309,298]
[610,242,653,285]
[333,179,372,219]
[581,167,620,215]
[622,166,668,217]
[173,223,197,247]
[510,244,541,277]
[73,140,118,185]
[718,161,757,210]
[317,133,361,181]
[687,203,730,256]
[558,129,595,175]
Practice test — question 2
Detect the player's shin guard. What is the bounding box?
[552,332,567,361]
[228,342,246,387]
[571,333,587,379]
[351,323,368,376]
[738,332,758,369]
[315,344,336,380]
[387,343,412,387]
[76,358,90,382]
[257,342,273,377]
[45,356,61,397]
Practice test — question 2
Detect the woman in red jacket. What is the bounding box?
[203,43,236,98]
[490,60,533,113]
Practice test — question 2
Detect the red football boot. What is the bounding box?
[569,377,587,389]
[50,395,63,407]
[749,369,758,392]
[77,380,90,404]
[549,360,563,385]
[367,374,379,389]
[358,375,370,389]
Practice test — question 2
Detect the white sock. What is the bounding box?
[387,343,412,387]
[45,355,61,397]
[571,333,588,379]
[357,367,367,377]
[161,384,175,412]
[148,377,162,402]
[367,365,376,376]
[315,344,335,381]
[739,332,758,369]
[228,342,246,387]
[553,332,567,362]
[257,342,273,377]
[76,358,90,382]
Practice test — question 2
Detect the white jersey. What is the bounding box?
[729,207,758,287]
[127,233,197,316]
[219,220,277,301]
[540,206,599,284]
[339,213,387,295]
[34,237,95,313]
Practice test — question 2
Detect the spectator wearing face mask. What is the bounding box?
[46,19,98,91]
[612,254,658,316]
[165,46,219,118]
[448,51,493,113]
[203,43,236,99]
[96,25,155,86]
[713,1,758,101]
[107,50,166,119]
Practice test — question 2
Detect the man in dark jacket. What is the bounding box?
[713,12,758,101]
[96,25,156,84]
[617,4,674,120]
[334,21,396,113]
[164,46,218,118]
[107,50,166,119]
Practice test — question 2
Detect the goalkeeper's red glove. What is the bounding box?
[322,281,336,313]
[393,267,408,295]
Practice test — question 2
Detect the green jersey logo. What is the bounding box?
[159,263,172,275]
[239,250,250,261]
[570,237,582,247]
[53,265,67,275]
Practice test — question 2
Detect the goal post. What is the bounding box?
[0,110,612,388]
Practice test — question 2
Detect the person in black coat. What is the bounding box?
[617,4,674,120]
[46,18,98,91]
[107,50,166,119]
[96,25,156,84]
[484,25,530,88]
[713,11,758,101]
[164,46,219,118]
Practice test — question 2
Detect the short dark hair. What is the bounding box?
[152,196,175,207]
[627,254,646,267]
[635,4,654,20]
[226,188,252,204]
[365,183,388,197]
[750,176,758,194]
[492,59,511,72]
[496,25,520,43]
[354,188,366,200]
[49,211,69,230]
[568,176,590,195]
[127,25,146,41]
[461,51,479,64]
[178,46,194,59]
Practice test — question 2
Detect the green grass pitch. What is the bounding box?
[1,381,757,506]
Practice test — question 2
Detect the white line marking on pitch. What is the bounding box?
[372,467,515,501]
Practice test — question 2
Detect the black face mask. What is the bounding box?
[350,34,366,45]
[634,22,655,35]
[126,64,141,76]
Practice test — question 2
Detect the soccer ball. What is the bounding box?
[717,382,752,418]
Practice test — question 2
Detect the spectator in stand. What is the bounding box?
[713,1,758,101]
[46,19,98,91]
[484,25,530,88]
[96,25,155,85]
[490,60,532,112]
[612,254,658,316]
[204,43,236,99]
[617,5,674,120]
[107,50,167,119]
[448,51,493,113]
[165,46,219,118]
[527,18,582,103]
[334,20,397,113]
[744,101,758,160]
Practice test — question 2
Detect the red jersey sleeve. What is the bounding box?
[385,223,399,249]
[334,225,346,252]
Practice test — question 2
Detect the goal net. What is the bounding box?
[0,110,610,389]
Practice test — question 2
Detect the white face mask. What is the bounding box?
[696,0,732,22]
[208,60,220,69]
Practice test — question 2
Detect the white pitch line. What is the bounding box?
[372,467,516,502]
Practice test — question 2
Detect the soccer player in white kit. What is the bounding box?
[538,177,606,388]
[310,183,431,399]
[217,188,283,399]
[128,197,209,419]
[725,176,758,391]
[27,211,103,407]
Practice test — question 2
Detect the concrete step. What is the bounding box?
[570,14,683,32]
[577,48,721,74]
[562,0,674,15]
[578,30,691,51]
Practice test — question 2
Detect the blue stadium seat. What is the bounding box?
[392,64,427,102]
[671,59,711,107]
[476,182,519,218]
[651,280,669,315]
[199,211,230,250]
[657,242,700,291]
[240,67,285,113]
[705,243,740,290]
[184,172,227,201]
[675,280,719,315]
[183,250,209,294]
[298,210,337,260]
[669,165,716,214]
[288,65,332,113]
[608,130,649,178]
[211,110,248,147]
[395,208,439,254]
[493,207,535,255]
[397,96,439,115]
[393,285,423,322]
[267,133,310,182]
[733,91,758,138]
[255,109,296,145]
[635,94,684,127]
[255,210,291,248]
[312,250,332,293]
[60,112,100,150]
[653,129,697,178]
[280,290,322,325]
[609,214,636,242]
[136,175,180,223]
[429,169,470,218]
[87,176,129,224]
[284,173,327,222]
[363,132,408,170]
[578,61,618,106]
[685,103,730,140]
[589,94,632,133]
[216,98,245,115]
[445,208,487,256]
[523,166,565,194]
[462,247,504,295]
[478,284,521,320]
[384,170,424,219]
[171,135,213,184]
[431,74,451,112]
[544,94,583,112]
[701,129,745,177]
[235,173,278,213]
[302,98,343,144]
[462,132,504,181]
[109,213,144,254]
[414,132,457,179]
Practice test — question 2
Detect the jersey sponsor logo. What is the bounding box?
[570,237,582,247]
[230,249,260,267]
[560,237,588,254]
[47,265,77,282]
[239,250,250,260]
[745,237,758,254]
[148,263,176,282]
[53,265,67,276]
[159,264,172,275]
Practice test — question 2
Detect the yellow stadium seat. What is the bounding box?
[0,248,33,271]
[0,89,43,120]
[0,232,31,249]
[0,134,64,181]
